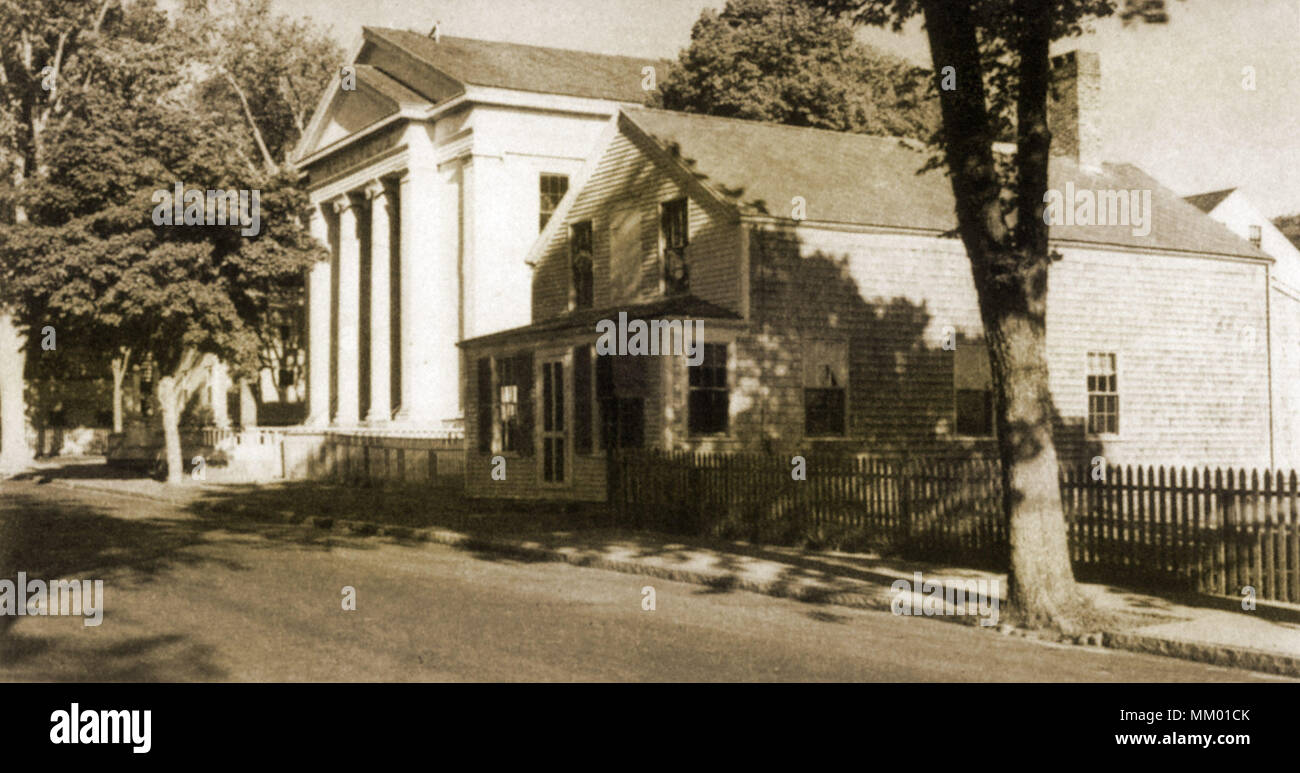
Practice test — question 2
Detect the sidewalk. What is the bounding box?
[43,469,1300,679]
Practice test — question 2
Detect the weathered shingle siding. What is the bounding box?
[736,225,1272,469]
[739,228,970,457]
[531,129,743,322]
[1271,287,1300,469]
[1045,244,1270,469]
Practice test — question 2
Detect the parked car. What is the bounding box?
[106,425,221,477]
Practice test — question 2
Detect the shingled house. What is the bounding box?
[1185,187,1300,469]
[460,51,1276,501]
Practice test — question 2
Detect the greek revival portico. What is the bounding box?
[305,151,457,429]
[294,27,659,432]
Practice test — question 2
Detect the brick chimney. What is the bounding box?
[1048,49,1103,169]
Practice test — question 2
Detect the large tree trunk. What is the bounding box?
[983,285,1084,631]
[1,153,32,472]
[110,347,130,433]
[916,0,1086,631]
[156,376,184,485]
[0,311,30,472]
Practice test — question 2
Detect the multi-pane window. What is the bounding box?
[570,220,593,309]
[539,174,569,231]
[660,198,689,294]
[804,341,847,436]
[688,343,728,435]
[1087,352,1119,435]
[479,354,533,455]
[1249,224,1262,248]
[542,361,565,482]
[954,341,994,436]
[496,357,521,452]
[499,386,519,448]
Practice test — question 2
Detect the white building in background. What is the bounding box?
[291,26,660,431]
[1186,187,1300,467]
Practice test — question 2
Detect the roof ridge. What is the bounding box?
[366,26,666,65]
[1185,186,1239,198]
[623,106,929,151]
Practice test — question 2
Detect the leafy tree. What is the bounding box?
[175,0,340,407]
[178,0,341,174]
[0,0,121,470]
[1,1,324,482]
[805,0,1176,631]
[656,0,939,141]
[2,0,336,465]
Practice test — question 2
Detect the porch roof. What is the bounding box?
[458,295,742,350]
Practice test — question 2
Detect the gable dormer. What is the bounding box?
[526,113,745,324]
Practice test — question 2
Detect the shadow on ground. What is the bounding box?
[6,459,1295,676]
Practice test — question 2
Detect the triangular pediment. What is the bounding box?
[296,62,438,164]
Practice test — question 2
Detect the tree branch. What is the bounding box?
[1013,0,1052,259]
[221,67,278,174]
[918,0,1004,256]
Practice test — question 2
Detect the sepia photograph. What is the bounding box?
[0,0,1296,757]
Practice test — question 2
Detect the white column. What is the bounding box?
[335,195,361,426]
[366,180,393,424]
[306,206,332,427]
[394,165,459,428]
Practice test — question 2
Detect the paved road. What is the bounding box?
[0,480,1287,682]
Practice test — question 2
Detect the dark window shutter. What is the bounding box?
[515,352,534,456]
[476,357,492,454]
[620,398,644,449]
[597,354,615,451]
[574,345,592,454]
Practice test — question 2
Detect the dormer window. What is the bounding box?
[660,198,689,295]
[570,220,593,309]
[1249,225,1262,248]
[540,174,568,231]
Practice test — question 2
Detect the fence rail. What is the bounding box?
[608,450,1300,603]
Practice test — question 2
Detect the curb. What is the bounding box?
[51,478,1300,679]
[1103,631,1300,680]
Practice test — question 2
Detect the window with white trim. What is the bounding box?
[688,343,728,435]
[539,174,568,231]
[1086,352,1118,435]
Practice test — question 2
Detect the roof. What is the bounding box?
[353,64,430,109]
[620,107,1270,261]
[460,295,743,349]
[363,27,663,104]
[1184,188,1238,213]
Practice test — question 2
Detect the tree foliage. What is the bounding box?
[656,0,938,140]
[0,0,333,478]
